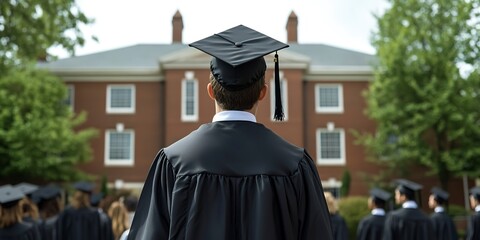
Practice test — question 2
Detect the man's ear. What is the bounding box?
[207,83,215,100]
[258,83,267,101]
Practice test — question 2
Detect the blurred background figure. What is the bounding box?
[428,187,458,240]
[324,191,348,240]
[36,184,63,240]
[14,183,40,225]
[356,187,391,240]
[91,192,114,240]
[108,201,129,240]
[56,181,113,240]
[0,185,40,239]
[466,187,480,240]
[119,195,138,240]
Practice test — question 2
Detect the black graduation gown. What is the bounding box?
[98,210,114,240]
[430,211,458,240]
[383,208,434,240]
[128,121,333,240]
[356,214,385,240]
[0,222,41,240]
[330,213,349,240]
[465,212,480,240]
[56,206,111,240]
[39,216,58,240]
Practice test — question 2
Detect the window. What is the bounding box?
[65,85,74,110]
[316,128,346,165]
[181,71,198,122]
[105,130,134,166]
[270,72,288,121]
[322,178,342,198]
[107,85,135,114]
[315,84,343,113]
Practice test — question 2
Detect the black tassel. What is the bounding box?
[274,52,284,121]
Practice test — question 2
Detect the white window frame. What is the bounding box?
[66,85,74,111]
[106,85,135,114]
[315,84,344,113]
[104,130,135,166]
[316,128,346,165]
[181,71,199,122]
[270,72,288,121]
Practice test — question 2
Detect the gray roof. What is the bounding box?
[39,43,375,69]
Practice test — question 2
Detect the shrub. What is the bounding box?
[338,196,370,240]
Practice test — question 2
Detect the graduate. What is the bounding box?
[324,192,348,240]
[0,185,41,240]
[428,187,458,240]
[465,187,480,240]
[127,25,333,240]
[383,179,434,240]
[13,183,40,224]
[356,187,391,240]
[36,184,63,240]
[56,181,114,240]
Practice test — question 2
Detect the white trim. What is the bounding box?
[270,73,289,121]
[106,85,136,114]
[66,85,74,111]
[181,73,199,122]
[316,128,346,166]
[107,182,144,190]
[104,130,135,166]
[315,84,344,113]
[61,76,164,82]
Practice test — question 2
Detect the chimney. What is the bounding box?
[172,10,183,43]
[286,11,298,43]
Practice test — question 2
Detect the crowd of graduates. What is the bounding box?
[0,181,138,240]
[326,178,480,240]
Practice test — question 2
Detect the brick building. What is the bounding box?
[40,11,468,206]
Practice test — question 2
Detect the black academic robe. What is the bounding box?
[56,206,112,240]
[330,213,348,240]
[0,222,41,240]
[39,216,58,240]
[465,211,480,240]
[383,208,434,240]
[128,121,333,240]
[430,211,458,240]
[356,214,385,240]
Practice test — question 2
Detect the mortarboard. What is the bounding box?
[431,187,449,202]
[73,181,94,193]
[13,182,38,197]
[189,25,289,121]
[39,185,62,200]
[394,179,423,195]
[90,192,104,207]
[470,187,480,200]
[370,187,391,203]
[0,184,25,208]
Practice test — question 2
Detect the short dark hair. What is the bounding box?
[210,73,265,111]
[124,195,138,212]
[372,198,386,209]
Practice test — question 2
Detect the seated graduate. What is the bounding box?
[383,179,433,240]
[428,187,458,240]
[356,187,391,240]
[127,25,333,240]
[56,181,113,240]
[0,185,41,240]
[466,187,480,240]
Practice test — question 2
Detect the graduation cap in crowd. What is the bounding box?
[394,179,423,206]
[13,182,38,198]
[73,181,94,193]
[90,192,104,207]
[470,187,480,201]
[370,187,392,210]
[430,187,449,205]
[189,25,289,121]
[0,184,25,208]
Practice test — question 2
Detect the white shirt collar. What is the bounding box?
[475,205,480,212]
[371,208,386,216]
[402,201,418,209]
[434,206,445,213]
[212,111,257,123]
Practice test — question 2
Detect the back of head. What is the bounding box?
[0,201,23,228]
[108,201,129,240]
[124,195,138,212]
[324,192,338,214]
[71,190,91,209]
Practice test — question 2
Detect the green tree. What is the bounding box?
[0,0,93,73]
[358,0,480,190]
[0,67,97,182]
[340,169,351,197]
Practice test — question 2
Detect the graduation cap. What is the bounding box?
[189,25,289,121]
[0,184,25,208]
[90,192,104,207]
[73,181,94,193]
[39,185,62,200]
[431,187,449,203]
[13,182,38,198]
[470,186,480,200]
[370,187,391,203]
[394,179,423,204]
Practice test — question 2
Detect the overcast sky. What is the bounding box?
[51,0,390,58]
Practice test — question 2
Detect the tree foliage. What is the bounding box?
[0,67,97,182]
[0,0,93,73]
[359,0,480,189]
